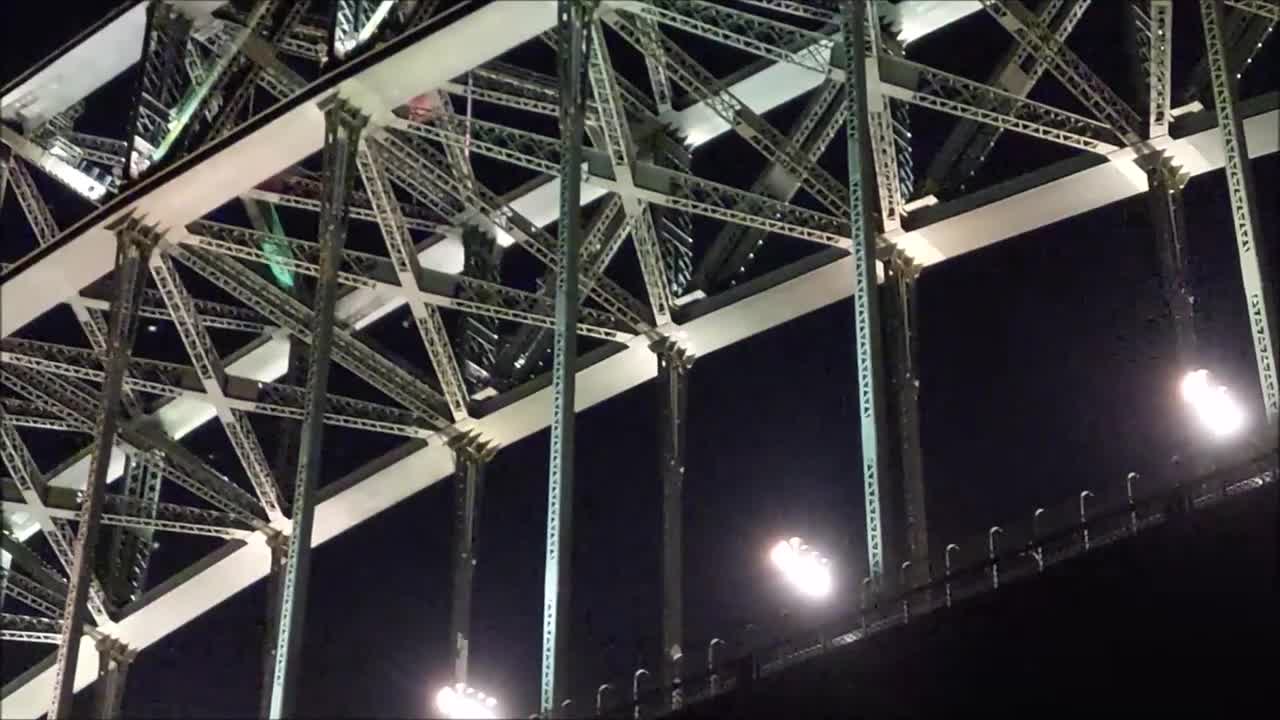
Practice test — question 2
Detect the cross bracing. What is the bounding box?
[0,0,1276,716]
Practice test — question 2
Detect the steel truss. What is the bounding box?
[1225,0,1280,22]
[926,0,1092,195]
[0,0,1275,717]
[1200,0,1278,430]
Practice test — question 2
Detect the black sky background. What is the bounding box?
[2,1,1278,717]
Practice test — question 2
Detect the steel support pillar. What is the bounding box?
[882,259,929,586]
[92,637,134,719]
[1145,161,1214,474]
[1200,0,1279,432]
[258,537,286,719]
[1146,159,1198,371]
[541,1,594,715]
[259,219,304,718]
[449,438,495,685]
[842,0,890,589]
[653,341,691,707]
[48,216,156,720]
[1126,3,1205,462]
[266,98,367,719]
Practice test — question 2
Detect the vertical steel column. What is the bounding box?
[47,217,154,719]
[450,441,491,685]
[258,537,286,719]
[267,98,367,719]
[1146,161,1198,372]
[842,0,889,587]
[259,243,305,718]
[92,638,133,719]
[1129,4,1202,452]
[44,222,150,716]
[541,1,594,714]
[1200,0,1279,431]
[1127,0,1194,364]
[653,342,691,703]
[883,259,929,585]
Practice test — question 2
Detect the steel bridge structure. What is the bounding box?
[0,0,1276,717]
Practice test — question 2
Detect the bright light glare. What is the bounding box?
[435,684,499,719]
[1180,369,1246,438]
[770,537,833,599]
[494,226,516,248]
[424,233,467,275]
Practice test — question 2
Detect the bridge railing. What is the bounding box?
[575,450,1278,718]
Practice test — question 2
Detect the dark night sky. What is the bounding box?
[2,1,1277,717]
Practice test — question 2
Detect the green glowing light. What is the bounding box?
[261,205,295,289]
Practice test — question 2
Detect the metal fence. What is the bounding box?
[568,450,1277,719]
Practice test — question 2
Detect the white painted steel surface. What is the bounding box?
[1,3,151,132]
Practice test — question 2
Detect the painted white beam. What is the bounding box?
[1,0,979,338]
[0,1,566,338]
[1,2,226,132]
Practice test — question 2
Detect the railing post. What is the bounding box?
[1079,491,1094,551]
[899,561,912,623]
[632,668,650,720]
[708,638,726,695]
[670,648,684,711]
[944,544,959,608]
[597,684,614,716]
[987,527,1003,590]
[1125,472,1139,534]
[1031,508,1046,573]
